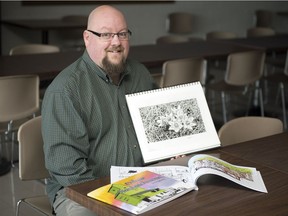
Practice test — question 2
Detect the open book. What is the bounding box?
[87,170,194,215]
[125,82,220,163]
[88,154,267,215]
[111,154,267,194]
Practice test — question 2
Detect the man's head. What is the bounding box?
[83,5,130,78]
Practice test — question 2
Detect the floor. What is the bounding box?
[0,163,46,216]
[0,59,286,216]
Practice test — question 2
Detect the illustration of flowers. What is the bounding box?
[139,98,206,143]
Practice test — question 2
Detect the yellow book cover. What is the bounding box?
[87,170,193,215]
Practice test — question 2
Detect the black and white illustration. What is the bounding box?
[125,82,221,163]
[139,98,206,143]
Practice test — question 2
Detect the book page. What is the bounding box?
[188,154,268,193]
[111,166,196,188]
[126,82,220,163]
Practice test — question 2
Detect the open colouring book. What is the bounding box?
[88,154,267,215]
[111,154,267,194]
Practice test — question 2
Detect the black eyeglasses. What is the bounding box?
[87,29,132,41]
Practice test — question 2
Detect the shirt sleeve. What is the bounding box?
[42,90,95,186]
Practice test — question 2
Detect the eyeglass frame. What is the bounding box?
[87,29,132,41]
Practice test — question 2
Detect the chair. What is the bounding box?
[206,31,237,40]
[16,116,53,216]
[246,27,277,79]
[0,75,40,166]
[160,57,207,88]
[9,44,59,98]
[205,31,238,76]
[167,12,193,34]
[60,15,87,51]
[254,10,274,28]
[264,50,288,129]
[246,27,275,38]
[154,36,193,86]
[156,35,190,44]
[206,50,266,123]
[218,116,283,146]
[9,44,60,55]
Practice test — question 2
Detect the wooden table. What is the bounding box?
[0,40,258,81]
[277,11,288,17]
[66,132,288,216]
[0,51,81,81]
[1,18,86,44]
[129,40,258,68]
[220,132,288,173]
[224,34,288,53]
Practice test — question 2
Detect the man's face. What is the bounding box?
[84,9,130,77]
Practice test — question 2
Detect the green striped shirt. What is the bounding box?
[42,50,157,204]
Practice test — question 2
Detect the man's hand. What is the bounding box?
[170,155,186,160]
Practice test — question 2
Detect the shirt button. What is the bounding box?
[134,145,137,149]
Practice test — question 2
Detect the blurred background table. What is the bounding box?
[1,18,87,44]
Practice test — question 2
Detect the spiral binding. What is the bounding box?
[126,81,201,97]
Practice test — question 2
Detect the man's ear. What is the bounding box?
[83,30,90,46]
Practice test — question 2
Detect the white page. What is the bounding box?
[110,166,196,188]
[188,154,268,193]
[126,82,221,163]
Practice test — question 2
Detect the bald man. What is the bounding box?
[42,5,157,215]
